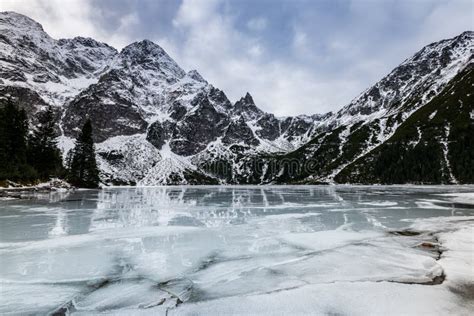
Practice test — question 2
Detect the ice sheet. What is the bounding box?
[437,192,474,205]
[0,186,473,315]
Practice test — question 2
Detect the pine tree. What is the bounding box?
[27,106,63,180]
[0,99,37,182]
[67,119,100,188]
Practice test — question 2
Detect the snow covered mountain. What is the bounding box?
[0,12,326,185]
[249,31,473,184]
[0,11,472,185]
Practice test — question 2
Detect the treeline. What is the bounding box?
[0,99,100,188]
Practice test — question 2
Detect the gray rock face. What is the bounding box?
[0,85,61,134]
[146,120,174,150]
[63,94,147,143]
[208,87,232,112]
[170,93,230,156]
[223,116,260,146]
[56,37,117,77]
[187,69,206,83]
[119,39,186,82]
[61,67,149,142]
[60,39,190,142]
[0,12,116,86]
[339,31,474,118]
[255,114,281,141]
[0,85,46,115]
[169,102,187,120]
[232,92,264,120]
[282,116,314,141]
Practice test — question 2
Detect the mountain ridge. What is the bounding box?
[0,11,472,185]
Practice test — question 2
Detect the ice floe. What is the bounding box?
[0,186,473,315]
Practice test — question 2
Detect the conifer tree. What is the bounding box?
[67,119,100,188]
[0,99,37,181]
[28,106,63,180]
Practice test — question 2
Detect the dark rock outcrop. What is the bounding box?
[223,116,259,146]
[170,94,230,156]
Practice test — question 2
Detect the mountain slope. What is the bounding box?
[251,31,473,184]
[0,11,323,185]
[336,63,474,184]
[0,11,472,185]
[0,12,116,106]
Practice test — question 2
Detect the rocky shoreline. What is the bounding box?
[0,179,74,200]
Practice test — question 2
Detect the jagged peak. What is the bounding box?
[236,92,260,110]
[233,92,264,120]
[120,39,168,58]
[187,69,206,83]
[0,12,53,47]
[445,30,473,45]
[118,39,186,78]
[452,30,474,47]
[58,36,117,52]
[339,29,473,119]
[458,30,473,38]
[417,30,473,55]
[243,92,254,104]
[410,30,473,62]
[0,11,45,33]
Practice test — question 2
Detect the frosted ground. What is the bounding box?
[0,186,473,315]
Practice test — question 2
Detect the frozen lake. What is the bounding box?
[1,186,473,315]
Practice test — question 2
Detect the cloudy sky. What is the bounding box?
[1,0,472,116]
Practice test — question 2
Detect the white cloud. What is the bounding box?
[415,0,473,47]
[0,0,133,48]
[293,31,307,49]
[1,0,471,116]
[248,44,263,58]
[108,12,139,48]
[165,0,341,116]
[0,0,94,38]
[247,17,267,31]
[172,0,220,27]
[2,0,331,115]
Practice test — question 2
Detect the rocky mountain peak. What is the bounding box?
[119,39,186,79]
[0,11,54,52]
[0,11,121,108]
[120,39,176,66]
[2,12,471,185]
[243,92,254,103]
[187,69,206,83]
[451,30,473,45]
[336,30,473,121]
[232,92,264,120]
[58,36,117,52]
[0,11,45,34]
[121,39,166,56]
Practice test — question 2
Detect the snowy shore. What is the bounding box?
[0,179,74,200]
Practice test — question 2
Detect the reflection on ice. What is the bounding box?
[0,186,473,315]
